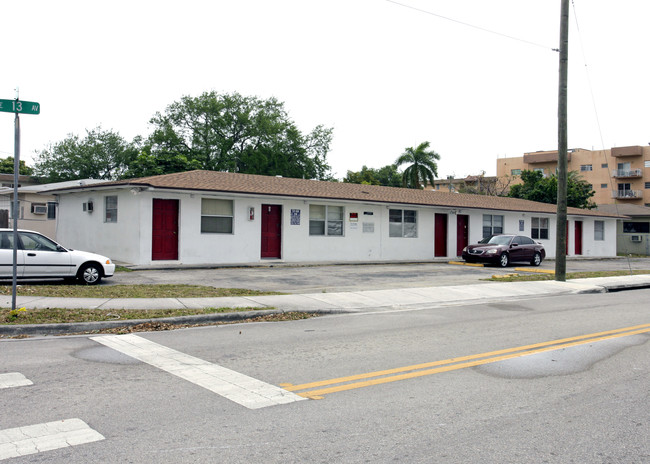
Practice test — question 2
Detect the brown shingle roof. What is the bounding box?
[51,170,620,218]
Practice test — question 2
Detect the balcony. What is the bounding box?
[611,146,643,157]
[611,190,643,200]
[612,169,643,178]
[523,150,571,164]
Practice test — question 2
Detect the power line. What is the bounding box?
[570,0,633,274]
[386,0,558,52]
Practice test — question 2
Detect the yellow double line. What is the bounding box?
[281,323,650,399]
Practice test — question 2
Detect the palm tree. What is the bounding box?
[395,141,440,189]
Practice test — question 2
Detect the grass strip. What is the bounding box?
[1,306,267,325]
[0,284,283,299]
[485,269,650,282]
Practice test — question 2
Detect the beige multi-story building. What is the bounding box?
[496,145,650,206]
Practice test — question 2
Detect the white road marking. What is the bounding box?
[0,418,104,461]
[0,373,33,389]
[91,334,306,409]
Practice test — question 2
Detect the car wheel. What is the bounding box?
[531,252,542,266]
[499,253,509,267]
[78,263,102,285]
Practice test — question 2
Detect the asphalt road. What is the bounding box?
[106,257,650,293]
[1,289,648,463]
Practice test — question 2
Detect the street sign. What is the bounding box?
[0,99,40,115]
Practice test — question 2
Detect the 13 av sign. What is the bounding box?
[0,99,40,115]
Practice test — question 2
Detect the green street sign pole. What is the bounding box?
[12,112,20,312]
[1,97,41,311]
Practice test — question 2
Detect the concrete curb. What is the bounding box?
[1,308,351,336]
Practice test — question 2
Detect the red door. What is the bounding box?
[261,204,282,258]
[575,221,583,255]
[152,199,179,260]
[435,213,448,257]
[456,214,469,256]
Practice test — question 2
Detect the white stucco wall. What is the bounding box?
[54,187,618,265]
[55,190,143,260]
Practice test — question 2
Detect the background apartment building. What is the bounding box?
[496,145,650,206]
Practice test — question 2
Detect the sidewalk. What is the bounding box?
[2,274,650,336]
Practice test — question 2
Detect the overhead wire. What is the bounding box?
[389,0,637,272]
[571,0,633,274]
[385,0,559,52]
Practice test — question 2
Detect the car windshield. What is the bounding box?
[482,235,513,246]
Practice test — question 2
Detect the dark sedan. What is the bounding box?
[461,234,545,267]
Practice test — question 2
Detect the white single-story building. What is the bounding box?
[46,170,620,265]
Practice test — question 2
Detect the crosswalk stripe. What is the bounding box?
[0,418,104,461]
[91,334,306,409]
[0,373,32,389]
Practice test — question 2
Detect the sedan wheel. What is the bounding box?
[78,263,102,285]
[531,252,542,266]
[499,253,509,267]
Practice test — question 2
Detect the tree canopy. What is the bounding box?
[507,170,596,209]
[0,157,33,175]
[343,164,402,187]
[31,91,334,182]
[132,91,333,180]
[33,127,140,182]
[395,141,440,189]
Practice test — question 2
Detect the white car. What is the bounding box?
[0,229,115,285]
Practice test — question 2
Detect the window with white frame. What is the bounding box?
[389,209,417,237]
[105,196,118,223]
[309,205,343,236]
[580,164,593,171]
[594,220,605,241]
[201,198,233,233]
[531,217,549,240]
[511,169,521,176]
[482,214,503,238]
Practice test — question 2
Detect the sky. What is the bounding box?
[1,0,649,181]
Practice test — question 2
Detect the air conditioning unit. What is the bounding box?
[630,235,642,243]
[32,205,47,215]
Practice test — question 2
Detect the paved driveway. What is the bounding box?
[107,258,650,294]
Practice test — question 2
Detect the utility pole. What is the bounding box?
[555,0,569,281]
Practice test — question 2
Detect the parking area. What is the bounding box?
[106,258,650,294]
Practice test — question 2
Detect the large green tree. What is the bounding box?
[395,141,440,189]
[508,169,596,209]
[136,91,333,180]
[33,127,140,182]
[0,157,33,175]
[343,164,402,187]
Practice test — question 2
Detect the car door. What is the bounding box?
[19,231,73,278]
[0,231,24,279]
[508,236,528,262]
[520,236,537,260]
